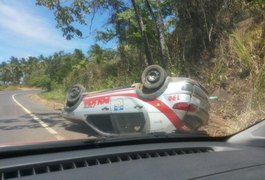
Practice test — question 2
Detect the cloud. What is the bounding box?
[0,2,74,48]
[0,1,88,61]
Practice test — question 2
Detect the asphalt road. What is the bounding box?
[0,90,97,146]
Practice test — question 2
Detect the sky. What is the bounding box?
[0,0,115,63]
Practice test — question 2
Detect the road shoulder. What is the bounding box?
[28,94,64,111]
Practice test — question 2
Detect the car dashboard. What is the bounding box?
[1,121,265,180]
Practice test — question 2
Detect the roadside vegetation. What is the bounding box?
[0,0,264,136]
[0,85,23,91]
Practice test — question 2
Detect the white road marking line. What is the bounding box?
[12,93,64,140]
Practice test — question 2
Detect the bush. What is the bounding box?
[28,74,52,90]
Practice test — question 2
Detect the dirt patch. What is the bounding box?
[19,87,41,91]
[200,78,265,136]
[28,94,64,111]
[202,109,265,137]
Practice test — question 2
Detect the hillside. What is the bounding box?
[200,17,265,136]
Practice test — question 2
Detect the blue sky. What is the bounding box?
[0,0,115,63]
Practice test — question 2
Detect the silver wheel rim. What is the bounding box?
[147,70,160,83]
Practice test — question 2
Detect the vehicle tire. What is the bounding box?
[66,84,85,107]
[136,77,170,99]
[141,65,167,90]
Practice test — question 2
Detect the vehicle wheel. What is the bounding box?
[141,65,167,90]
[136,77,170,99]
[66,84,85,107]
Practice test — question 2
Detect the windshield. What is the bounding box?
[0,0,264,147]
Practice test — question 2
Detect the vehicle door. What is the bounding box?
[110,96,146,133]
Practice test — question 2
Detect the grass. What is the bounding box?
[209,57,227,87]
[39,88,66,104]
[231,32,253,71]
[0,85,23,91]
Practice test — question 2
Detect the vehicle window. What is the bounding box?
[87,115,115,133]
[0,0,264,146]
[112,113,145,134]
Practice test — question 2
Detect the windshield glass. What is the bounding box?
[0,0,264,146]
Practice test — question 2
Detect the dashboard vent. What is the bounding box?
[0,147,213,179]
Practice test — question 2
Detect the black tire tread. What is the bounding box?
[66,84,85,107]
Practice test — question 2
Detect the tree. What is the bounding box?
[0,62,9,84]
[145,0,170,68]
[35,0,156,66]
[7,57,23,84]
[88,44,116,64]
[36,0,92,40]
[131,0,154,65]
[73,49,85,60]
[35,0,246,76]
